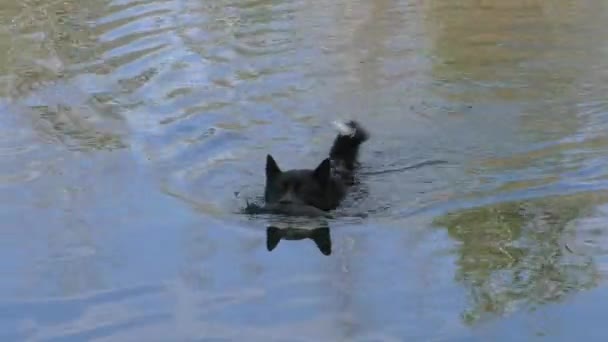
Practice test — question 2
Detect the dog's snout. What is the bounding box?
[279,195,294,204]
[278,190,297,205]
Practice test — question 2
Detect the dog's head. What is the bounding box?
[264,154,330,208]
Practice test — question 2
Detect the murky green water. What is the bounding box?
[2,0,608,340]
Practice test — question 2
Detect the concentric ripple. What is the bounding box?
[3,0,608,340]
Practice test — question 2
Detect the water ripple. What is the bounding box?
[4,0,608,340]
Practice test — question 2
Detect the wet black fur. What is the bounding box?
[264,121,369,213]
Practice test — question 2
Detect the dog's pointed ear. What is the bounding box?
[313,158,331,186]
[266,226,282,251]
[266,154,281,180]
[311,227,331,256]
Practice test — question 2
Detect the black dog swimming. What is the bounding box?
[246,120,369,217]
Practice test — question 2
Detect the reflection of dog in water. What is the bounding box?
[246,120,369,217]
[266,226,332,255]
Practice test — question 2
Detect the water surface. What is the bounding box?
[2,0,608,340]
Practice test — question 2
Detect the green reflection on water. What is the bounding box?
[434,192,606,324]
